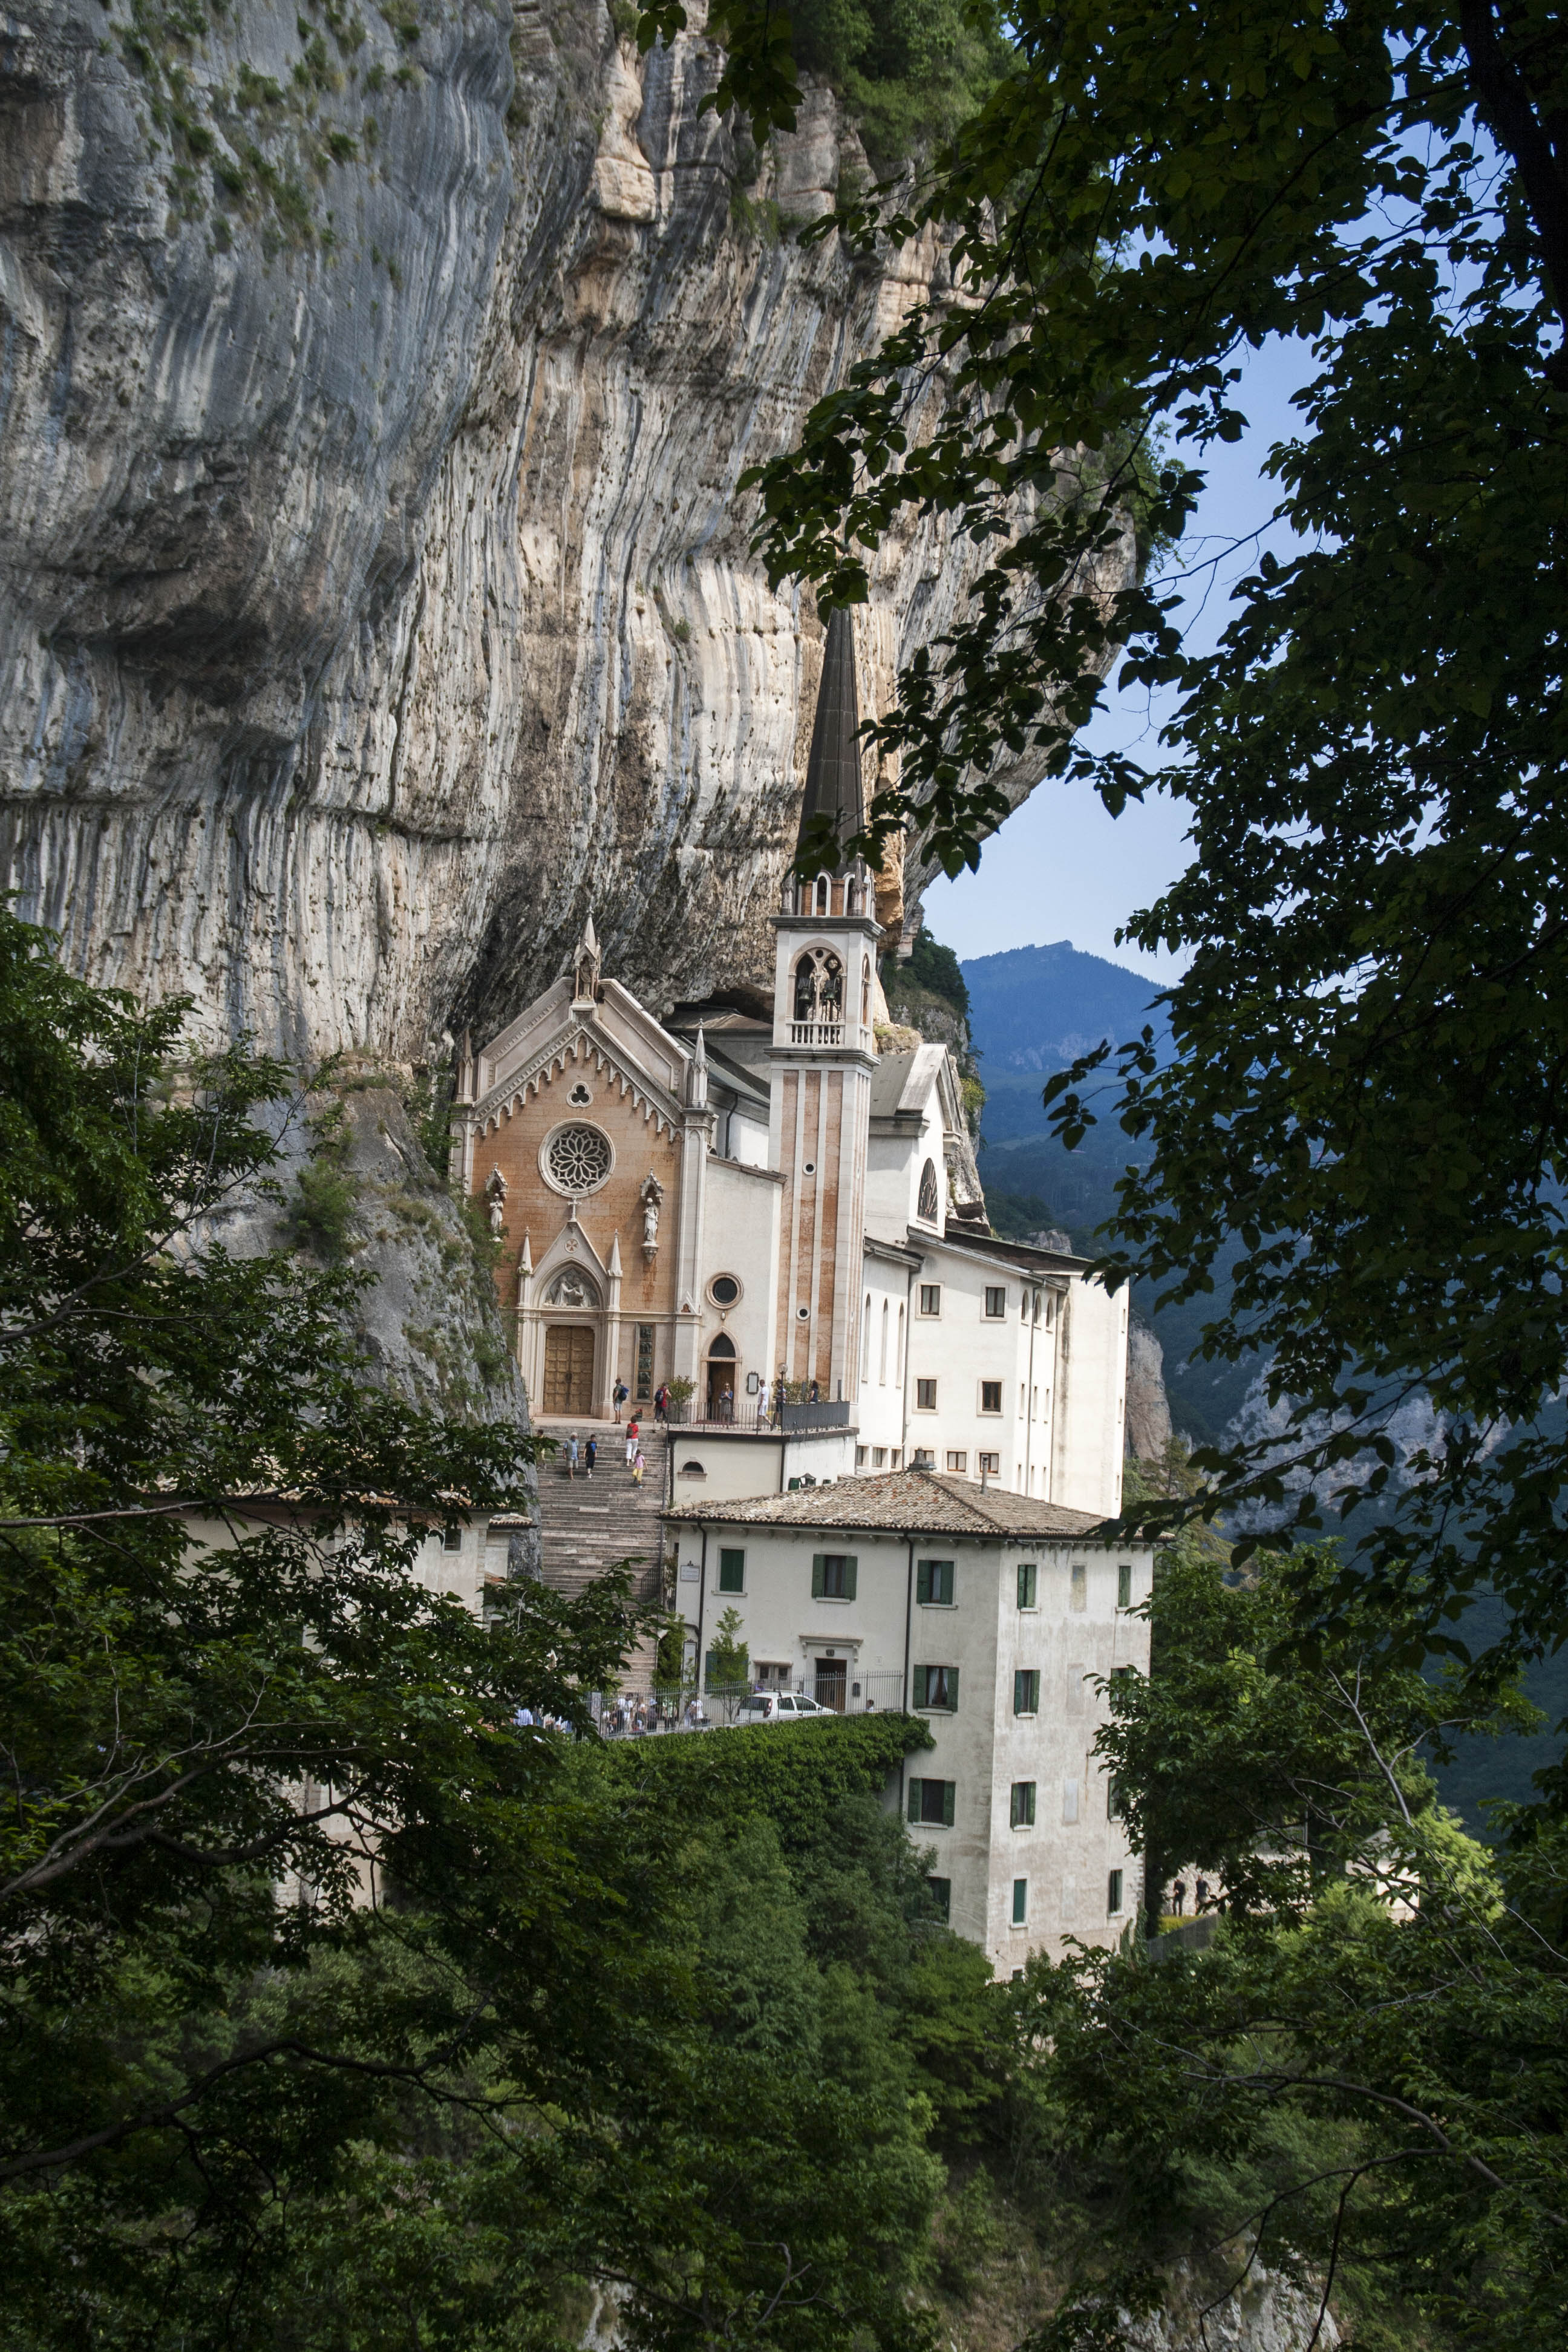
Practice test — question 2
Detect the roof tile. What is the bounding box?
[666,1465,1114,1539]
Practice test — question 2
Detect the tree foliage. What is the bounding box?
[0,909,988,2349]
[635,0,1568,1709]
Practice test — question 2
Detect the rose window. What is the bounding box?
[546,1123,612,1195]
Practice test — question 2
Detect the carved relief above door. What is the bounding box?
[543,1324,595,1416]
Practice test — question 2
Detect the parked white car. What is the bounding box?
[734,1691,835,1724]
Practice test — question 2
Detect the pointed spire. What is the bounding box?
[797,606,864,869]
[520,1231,533,1275]
[608,1230,623,1278]
[687,1023,708,1109]
[571,912,602,1007]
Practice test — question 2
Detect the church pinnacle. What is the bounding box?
[797,606,864,869]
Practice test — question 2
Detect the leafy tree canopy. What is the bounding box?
[632,0,1568,1713]
[0,908,984,2349]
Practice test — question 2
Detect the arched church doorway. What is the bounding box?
[540,1266,601,1417]
[543,1325,595,1416]
[705,1332,737,1420]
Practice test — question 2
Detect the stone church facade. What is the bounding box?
[448,607,1131,1526]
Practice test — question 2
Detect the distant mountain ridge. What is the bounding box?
[960,941,1171,1076]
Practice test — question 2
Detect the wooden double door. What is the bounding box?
[543,1324,595,1416]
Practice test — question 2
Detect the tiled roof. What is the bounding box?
[666,1465,1114,1540]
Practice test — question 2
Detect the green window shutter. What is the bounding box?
[907,1779,921,1824]
[938,1560,954,1604]
[718,1548,744,1593]
[1117,1563,1132,1609]
[913,1665,927,1705]
[1018,1562,1037,1608]
[942,1780,955,1828]
[812,1553,826,1598]
[947,1666,959,1711]
[916,1559,931,1604]
[843,1555,857,1600]
[1013,1669,1025,1714]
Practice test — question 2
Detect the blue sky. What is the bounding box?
[923,336,1315,980]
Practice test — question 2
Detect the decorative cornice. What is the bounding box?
[467,1024,685,1141]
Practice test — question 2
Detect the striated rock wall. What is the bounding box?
[1,0,1132,1061]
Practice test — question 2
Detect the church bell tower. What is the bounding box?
[768,606,880,1402]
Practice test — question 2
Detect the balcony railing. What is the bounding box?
[790,1019,844,1047]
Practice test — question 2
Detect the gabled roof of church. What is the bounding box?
[797,606,865,863]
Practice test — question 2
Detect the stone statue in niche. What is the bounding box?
[639,1172,664,1263]
[485,1166,508,1236]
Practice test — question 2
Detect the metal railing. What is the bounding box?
[662,1400,852,1432]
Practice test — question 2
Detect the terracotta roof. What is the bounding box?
[665,1465,1115,1540]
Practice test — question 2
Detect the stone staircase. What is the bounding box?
[532,1420,670,1685]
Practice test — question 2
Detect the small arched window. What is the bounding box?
[814,874,831,914]
[860,956,871,1025]
[708,1331,736,1358]
[879,1298,889,1384]
[861,1292,872,1385]
[793,948,843,1024]
[918,1159,940,1223]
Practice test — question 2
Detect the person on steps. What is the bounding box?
[613,1379,629,1422]
[564,1431,579,1480]
[632,1448,645,1486]
[624,1416,640,1467]
[584,1434,597,1479]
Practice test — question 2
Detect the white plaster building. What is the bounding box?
[668,1467,1154,1967]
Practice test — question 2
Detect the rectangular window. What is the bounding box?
[914,1664,959,1711]
[636,1323,655,1400]
[443,1527,463,1552]
[1011,1877,1028,1926]
[1117,1561,1133,1609]
[980,1380,1003,1414]
[916,1377,938,1411]
[1014,1668,1040,1716]
[1108,1775,1124,1821]
[889,1448,901,1468]
[919,1284,941,1316]
[1108,1869,1125,1916]
[978,1451,1000,1477]
[946,1449,968,1472]
[1016,1562,1038,1609]
[1010,1779,1036,1828]
[907,1777,956,1828]
[855,1445,867,1467]
[717,1548,745,1593]
[984,1285,1007,1319]
[1062,1777,1080,1824]
[927,1875,951,1922]
[811,1552,858,1600]
[915,1558,955,1606]
[872,1446,887,1467]
[1070,1563,1087,1612]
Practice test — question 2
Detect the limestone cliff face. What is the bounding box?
[1,0,1131,1059]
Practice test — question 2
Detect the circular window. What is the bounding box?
[710,1273,740,1307]
[796,1304,811,1321]
[803,1160,816,1175]
[541,1123,613,1197]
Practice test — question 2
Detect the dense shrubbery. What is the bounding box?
[788,0,1013,171]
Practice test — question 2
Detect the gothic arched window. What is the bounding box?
[708,1331,736,1359]
[918,1158,940,1223]
[793,949,843,1024]
[814,874,831,914]
[860,956,871,1025]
